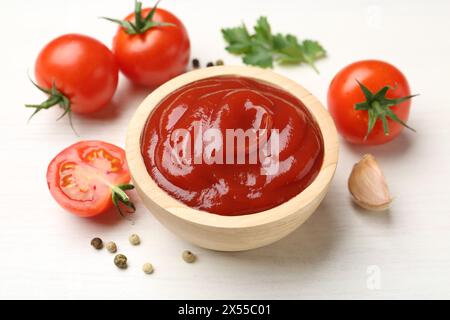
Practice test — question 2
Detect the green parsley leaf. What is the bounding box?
[243,46,273,68]
[253,17,272,45]
[275,34,304,64]
[301,40,326,72]
[221,16,326,71]
[221,24,252,54]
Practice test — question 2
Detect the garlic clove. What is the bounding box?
[348,154,392,211]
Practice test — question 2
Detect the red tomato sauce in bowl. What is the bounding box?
[141,76,324,216]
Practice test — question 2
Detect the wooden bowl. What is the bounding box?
[125,66,339,251]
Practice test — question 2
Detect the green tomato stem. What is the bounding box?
[354,80,417,140]
[25,79,77,134]
[102,0,175,35]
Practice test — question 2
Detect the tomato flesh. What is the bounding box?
[327,60,412,145]
[47,141,130,217]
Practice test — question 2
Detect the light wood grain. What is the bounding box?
[126,66,339,251]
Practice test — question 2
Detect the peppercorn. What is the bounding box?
[106,241,117,253]
[114,254,128,269]
[215,59,224,66]
[142,263,154,274]
[129,234,141,245]
[182,250,196,263]
[90,237,103,250]
[192,58,200,69]
[206,62,214,68]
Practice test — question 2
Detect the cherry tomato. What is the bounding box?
[47,141,135,218]
[109,2,190,88]
[30,34,119,117]
[327,60,415,145]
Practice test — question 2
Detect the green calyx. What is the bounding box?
[111,184,136,219]
[355,80,418,140]
[25,79,77,133]
[102,0,174,35]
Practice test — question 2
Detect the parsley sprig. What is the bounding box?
[222,17,326,71]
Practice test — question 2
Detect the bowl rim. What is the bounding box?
[125,66,339,229]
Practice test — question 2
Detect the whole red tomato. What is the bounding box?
[106,1,190,88]
[327,60,416,145]
[47,141,135,218]
[28,34,118,120]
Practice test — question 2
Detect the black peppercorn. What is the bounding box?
[90,237,103,250]
[192,58,200,69]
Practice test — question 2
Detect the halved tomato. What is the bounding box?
[46,141,134,217]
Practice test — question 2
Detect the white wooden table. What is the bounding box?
[1,0,449,299]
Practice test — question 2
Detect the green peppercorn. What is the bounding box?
[182,250,196,263]
[114,254,128,269]
[90,237,103,250]
[215,59,224,66]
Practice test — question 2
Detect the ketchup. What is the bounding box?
[141,76,324,216]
